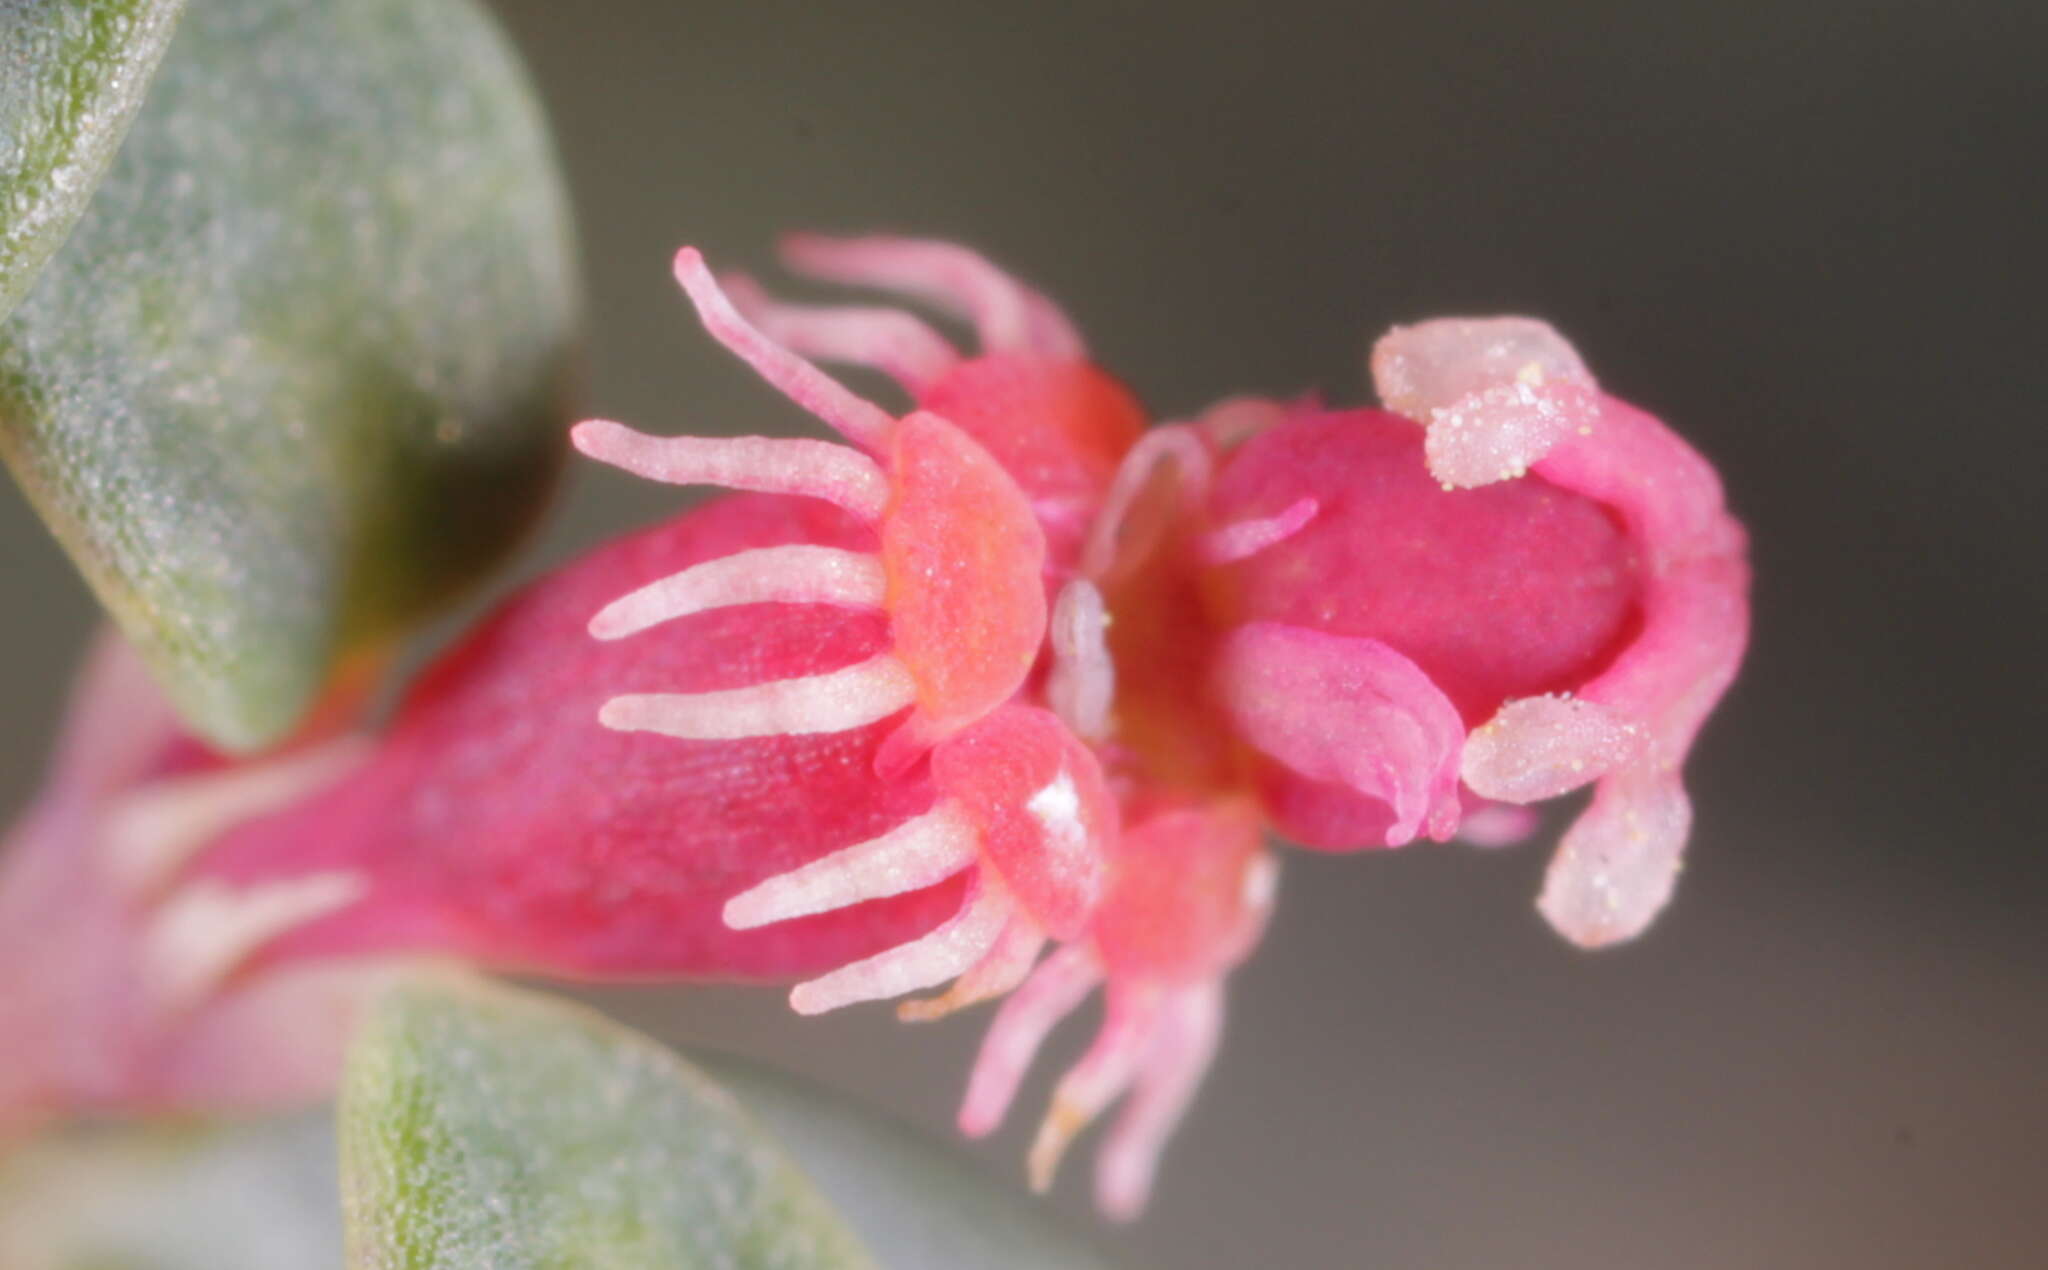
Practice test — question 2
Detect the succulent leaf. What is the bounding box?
[0,0,579,749]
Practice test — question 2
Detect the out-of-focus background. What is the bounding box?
[4,1,2044,1265]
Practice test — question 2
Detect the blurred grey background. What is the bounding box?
[4,1,2045,1265]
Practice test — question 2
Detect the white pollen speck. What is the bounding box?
[1027,771,1088,866]
[1241,854,1280,915]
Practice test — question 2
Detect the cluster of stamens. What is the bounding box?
[573,242,1119,1019]
[571,238,1289,1215]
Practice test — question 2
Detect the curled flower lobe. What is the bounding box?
[1368,317,1750,943]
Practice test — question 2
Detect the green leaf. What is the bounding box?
[4,981,1117,1269]
[0,0,185,323]
[339,976,881,1269]
[0,0,578,750]
[0,1112,342,1270]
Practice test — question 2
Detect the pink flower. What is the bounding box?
[0,238,1748,1216]
[0,633,401,1140]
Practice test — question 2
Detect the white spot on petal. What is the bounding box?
[1027,770,1090,873]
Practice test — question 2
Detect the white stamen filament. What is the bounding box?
[1196,395,1289,450]
[788,879,1015,1015]
[1080,424,1213,582]
[958,945,1103,1137]
[598,655,909,745]
[721,272,962,396]
[571,420,892,523]
[104,736,372,894]
[899,918,1048,1023]
[1028,988,1162,1193]
[590,546,887,641]
[1196,496,1319,566]
[599,653,917,741]
[1047,579,1114,741]
[1096,984,1225,1220]
[145,872,365,1007]
[723,803,978,930]
[781,233,1085,359]
[672,248,896,449]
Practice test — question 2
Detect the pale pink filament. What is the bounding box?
[781,233,1086,360]
[588,546,887,641]
[1080,423,1214,581]
[1046,579,1115,741]
[598,654,916,741]
[672,247,896,450]
[104,737,372,894]
[1456,802,1542,849]
[1096,983,1225,1220]
[958,945,1103,1137]
[722,804,979,930]
[1196,395,1290,450]
[1027,986,1163,1192]
[571,421,891,523]
[789,878,1015,1015]
[721,272,961,396]
[1196,496,1319,566]
[144,873,366,1008]
[898,918,1048,1022]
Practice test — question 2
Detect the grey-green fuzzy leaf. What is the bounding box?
[0,0,185,322]
[339,976,880,1270]
[0,1112,342,1270]
[0,0,578,749]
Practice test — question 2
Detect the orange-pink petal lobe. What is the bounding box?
[879,411,1049,741]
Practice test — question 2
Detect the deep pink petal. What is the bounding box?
[1213,621,1464,847]
[1203,407,1644,725]
[1535,395,1750,748]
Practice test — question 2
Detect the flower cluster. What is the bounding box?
[0,236,1748,1216]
